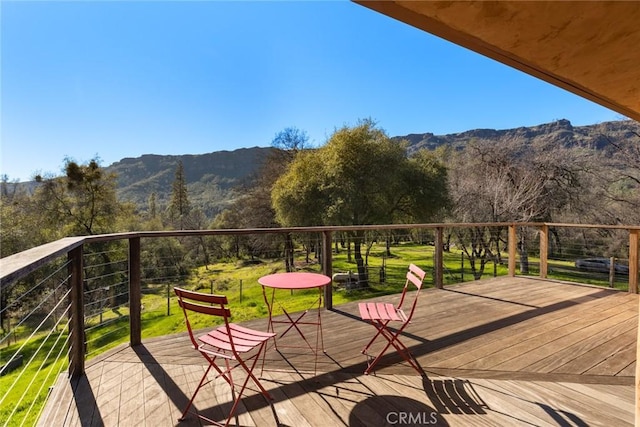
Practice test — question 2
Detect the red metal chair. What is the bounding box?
[358,263,427,375]
[174,287,277,426]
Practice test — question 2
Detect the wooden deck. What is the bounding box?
[39,277,638,426]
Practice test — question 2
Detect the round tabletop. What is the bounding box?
[258,272,331,290]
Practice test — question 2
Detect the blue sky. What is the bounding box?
[1,1,623,182]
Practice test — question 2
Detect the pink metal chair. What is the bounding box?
[174,287,277,426]
[358,263,427,375]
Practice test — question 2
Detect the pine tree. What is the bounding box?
[168,161,190,229]
[148,192,158,219]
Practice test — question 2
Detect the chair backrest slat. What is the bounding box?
[398,264,426,318]
[406,270,424,290]
[175,287,228,305]
[174,286,232,350]
[177,299,231,318]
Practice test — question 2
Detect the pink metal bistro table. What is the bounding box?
[258,272,331,363]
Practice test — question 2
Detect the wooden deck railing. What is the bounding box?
[1,222,638,380]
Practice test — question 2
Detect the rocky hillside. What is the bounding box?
[23,119,635,218]
[106,147,274,217]
[397,119,637,154]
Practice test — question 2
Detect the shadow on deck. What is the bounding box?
[39,277,638,426]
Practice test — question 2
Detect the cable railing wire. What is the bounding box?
[0,289,71,406]
[0,259,71,318]
[85,326,129,358]
[24,331,71,427]
[0,276,71,348]
[84,289,130,311]
[85,315,129,335]
[84,290,128,313]
[3,313,71,427]
[83,256,127,270]
[84,269,128,283]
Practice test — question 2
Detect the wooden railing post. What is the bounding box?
[629,229,639,294]
[539,224,548,278]
[434,227,444,288]
[508,224,517,277]
[68,245,84,378]
[321,230,333,310]
[129,237,142,346]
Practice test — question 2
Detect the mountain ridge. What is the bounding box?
[399,119,635,153]
[107,118,636,217]
[107,147,274,217]
[12,119,637,218]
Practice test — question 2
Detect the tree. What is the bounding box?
[6,159,129,331]
[34,158,119,236]
[214,127,311,270]
[148,192,158,220]
[1,177,41,256]
[272,119,449,285]
[444,137,590,278]
[167,161,191,229]
[271,127,311,271]
[594,120,640,224]
[271,127,310,158]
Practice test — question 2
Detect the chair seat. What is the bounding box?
[358,302,407,323]
[199,323,275,354]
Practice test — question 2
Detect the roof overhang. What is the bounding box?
[354,1,640,122]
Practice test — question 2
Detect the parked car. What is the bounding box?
[575,258,629,275]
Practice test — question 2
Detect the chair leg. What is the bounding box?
[184,345,276,425]
[180,363,214,421]
[364,335,395,375]
[361,320,390,355]
[225,359,240,427]
[238,342,273,399]
[363,322,423,376]
[385,332,423,376]
[224,343,274,426]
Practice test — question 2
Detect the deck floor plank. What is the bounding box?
[540,380,634,425]
[460,294,637,372]
[490,308,637,372]
[400,376,550,426]
[142,362,174,427]
[498,379,631,427]
[72,360,103,427]
[444,378,557,426]
[264,370,319,427]
[117,362,147,426]
[37,373,75,427]
[95,359,123,426]
[586,342,638,376]
[534,317,638,374]
[617,360,636,377]
[560,381,635,412]
[275,370,351,426]
[427,290,631,369]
